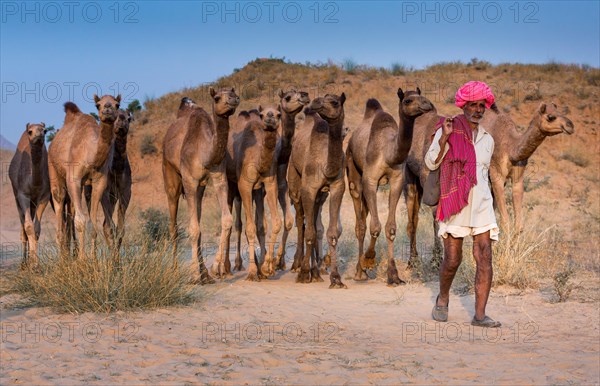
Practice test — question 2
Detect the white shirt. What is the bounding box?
[425,126,497,230]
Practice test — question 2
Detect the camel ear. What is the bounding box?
[26,123,30,130]
[416,87,421,95]
[538,103,546,114]
[277,104,282,113]
[340,93,346,105]
[397,88,404,101]
[258,105,263,112]
[277,89,284,99]
[93,94,100,103]
[41,122,45,127]
[115,94,122,103]
[209,87,216,97]
[127,110,135,121]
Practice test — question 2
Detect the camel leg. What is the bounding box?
[50,175,68,257]
[362,176,381,271]
[32,199,50,264]
[14,196,29,269]
[238,180,260,281]
[232,194,244,272]
[66,177,89,260]
[385,175,406,287]
[163,162,182,265]
[116,183,131,252]
[182,176,213,285]
[275,164,292,270]
[327,179,347,289]
[314,192,328,276]
[512,165,525,233]
[287,165,304,272]
[404,167,421,267]
[254,188,267,270]
[101,188,117,253]
[297,187,318,284]
[261,177,282,277]
[210,169,233,280]
[222,182,235,275]
[347,154,368,281]
[491,169,511,233]
[89,176,108,260]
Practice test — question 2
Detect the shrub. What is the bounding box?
[140,134,158,156]
[2,238,194,313]
[139,208,170,245]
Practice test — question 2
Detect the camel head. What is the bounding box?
[93,94,121,123]
[26,122,46,144]
[278,88,310,115]
[209,87,240,117]
[258,104,282,132]
[308,93,346,122]
[536,102,575,136]
[114,109,133,138]
[397,87,434,118]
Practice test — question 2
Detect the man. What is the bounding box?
[425,81,501,328]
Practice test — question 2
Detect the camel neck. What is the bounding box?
[510,116,547,162]
[92,121,115,168]
[258,129,278,173]
[387,113,415,165]
[30,140,45,187]
[114,135,128,156]
[279,109,299,163]
[207,111,231,166]
[324,113,345,178]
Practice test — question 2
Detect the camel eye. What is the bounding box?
[214,96,221,102]
[404,99,412,105]
[115,104,120,109]
[547,115,556,121]
[95,104,100,109]
[285,96,291,102]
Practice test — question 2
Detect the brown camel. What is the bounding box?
[48,95,121,259]
[403,101,574,266]
[288,93,347,288]
[346,88,433,286]
[9,123,51,269]
[162,88,240,284]
[226,105,282,280]
[482,102,574,231]
[99,109,133,251]
[161,97,204,260]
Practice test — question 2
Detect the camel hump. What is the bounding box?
[364,98,383,118]
[63,102,82,125]
[370,110,397,133]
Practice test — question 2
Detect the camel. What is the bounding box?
[403,101,574,266]
[48,95,121,259]
[162,88,240,284]
[226,105,282,280]
[288,93,347,288]
[346,88,433,286]
[481,102,574,231]
[9,123,51,269]
[99,109,133,251]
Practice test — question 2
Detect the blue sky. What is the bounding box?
[1,0,599,145]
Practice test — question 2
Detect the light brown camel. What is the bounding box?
[99,109,133,251]
[227,105,282,280]
[161,97,204,261]
[288,93,347,288]
[403,101,574,266]
[9,123,51,269]
[162,88,240,284]
[482,102,574,231]
[346,88,433,286]
[48,95,121,259]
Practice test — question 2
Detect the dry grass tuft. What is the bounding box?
[454,224,566,292]
[2,237,195,313]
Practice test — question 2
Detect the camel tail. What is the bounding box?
[364,98,383,118]
[63,102,81,124]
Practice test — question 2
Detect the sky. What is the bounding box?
[1,0,599,145]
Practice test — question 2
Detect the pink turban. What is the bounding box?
[455,81,495,109]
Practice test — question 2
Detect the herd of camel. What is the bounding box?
[9,85,575,289]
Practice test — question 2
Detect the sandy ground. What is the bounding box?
[1,256,599,385]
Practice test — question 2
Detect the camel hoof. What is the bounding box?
[329,273,347,289]
[234,262,245,272]
[194,272,215,285]
[245,272,261,282]
[386,278,406,287]
[296,270,311,283]
[353,268,369,281]
[311,267,324,282]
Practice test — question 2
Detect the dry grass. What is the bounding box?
[454,223,568,293]
[1,236,195,313]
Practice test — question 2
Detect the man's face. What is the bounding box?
[463,99,486,125]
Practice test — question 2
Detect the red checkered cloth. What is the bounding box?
[435,115,477,222]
